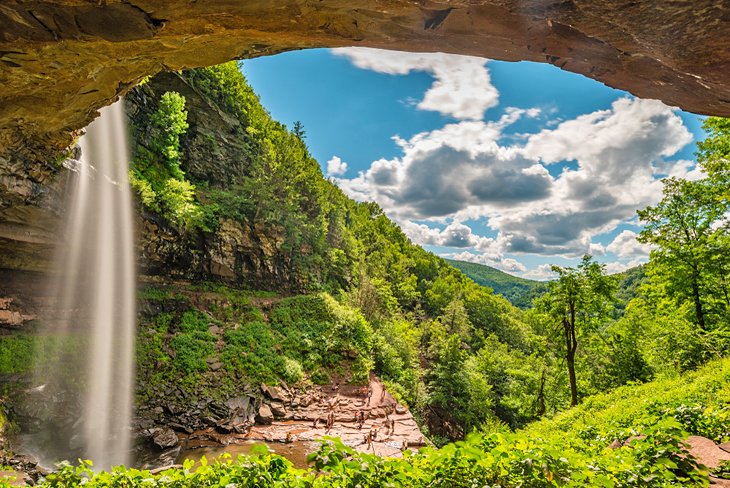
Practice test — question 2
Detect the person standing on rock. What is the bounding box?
[366,386,372,406]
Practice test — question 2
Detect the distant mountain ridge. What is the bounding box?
[446,259,547,309]
[449,259,647,310]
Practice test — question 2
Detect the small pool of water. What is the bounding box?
[176,440,316,469]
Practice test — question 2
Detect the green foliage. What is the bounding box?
[123,66,730,448]
[0,334,35,374]
[130,91,209,231]
[271,294,373,384]
[170,331,216,375]
[221,322,285,385]
[526,356,730,444]
[535,255,617,406]
[149,91,189,174]
[36,419,712,487]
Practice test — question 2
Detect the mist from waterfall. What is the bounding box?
[34,100,136,470]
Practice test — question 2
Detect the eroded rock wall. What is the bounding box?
[1,0,730,166]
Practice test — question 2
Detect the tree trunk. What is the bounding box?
[565,302,579,407]
[691,273,706,330]
[567,347,578,407]
[536,369,546,417]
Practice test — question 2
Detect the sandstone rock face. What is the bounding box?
[1,0,730,166]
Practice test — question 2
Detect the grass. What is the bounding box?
[524,356,730,443]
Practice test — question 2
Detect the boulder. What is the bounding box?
[270,402,287,418]
[256,405,274,425]
[152,428,179,449]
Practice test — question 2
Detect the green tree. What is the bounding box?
[638,117,730,331]
[149,91,189,178]
[292,120,306,140]
[638,178,728,330]
[537,255,615,406]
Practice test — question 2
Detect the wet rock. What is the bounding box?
[165,404,183,415]
[137,445,181,471]
[167,422,193,434]
[152,428,179,449]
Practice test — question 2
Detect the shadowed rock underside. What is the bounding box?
[1,0,730,165]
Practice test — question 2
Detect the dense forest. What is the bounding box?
[2,62,728,486]
[127,62,729,433]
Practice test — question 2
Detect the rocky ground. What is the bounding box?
[141,373,427,470]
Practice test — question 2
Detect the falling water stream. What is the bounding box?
[33,100,136,470]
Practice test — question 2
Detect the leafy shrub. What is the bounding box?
[178,310,210,333]
[221,322,284,385]
[170,331,215,375]
[37,427,712,487]
[282,357,304,384]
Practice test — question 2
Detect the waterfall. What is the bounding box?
[34,100,136,471]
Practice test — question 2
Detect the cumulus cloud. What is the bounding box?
[450,251,528,274]
[334,96,694,265]
[604,258,647,275]
[522,264,559,281]
[326,155,348,176]
[332,47,498,120]
[606,230,652,257]
[401,221,498,252]
[335,112,552,221]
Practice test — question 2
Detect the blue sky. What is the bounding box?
[241,48,706,280]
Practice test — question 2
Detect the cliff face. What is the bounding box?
[127,71,296,289]
[1,0,730,168]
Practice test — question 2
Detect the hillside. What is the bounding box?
[447,259,547,308]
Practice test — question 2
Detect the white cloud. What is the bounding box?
[335,112,552,222]
[326,155,348,176]
[450,251,528,274]
[653,159,705,181]
[334,97,694,262]
[332,47,498,120]
[604,257,647,275]
[522,264,559,281]
[606,230,652,258]
[401,221,498,252]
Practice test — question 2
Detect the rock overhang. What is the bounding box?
[1,0,730,163]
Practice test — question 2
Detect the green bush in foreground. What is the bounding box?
[31,356,728,488]
[31,425,709,488]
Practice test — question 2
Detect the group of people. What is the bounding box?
[307,380,410,452]
[311,411,338,432]
[364,384,388,406]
